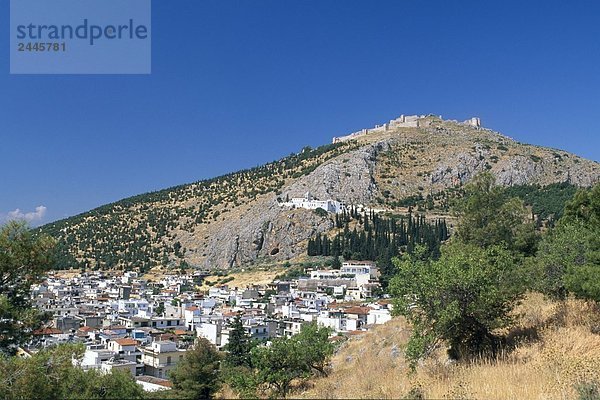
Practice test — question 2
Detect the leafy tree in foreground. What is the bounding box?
[230,323,334,398]
[169,337,223,399]
[390,244,525,366]
[0,221,55,355]
[0,344,144,399]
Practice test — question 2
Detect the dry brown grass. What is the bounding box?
[52,269,83,279]
[199,267,285,291]
[300,293,600,400]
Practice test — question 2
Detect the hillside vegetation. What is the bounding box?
[299,177,600,400]
[302,294,600,400]
[39,115,600,271]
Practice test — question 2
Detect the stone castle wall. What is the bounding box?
[332,114,482,143]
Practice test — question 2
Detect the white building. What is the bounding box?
[140,341,186,379]
[367,308,392,325]
[116,299,150,316]
[281,192,345,214]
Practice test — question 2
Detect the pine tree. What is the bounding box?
[225,314,253,368]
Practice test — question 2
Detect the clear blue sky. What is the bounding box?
[1,0,599,225]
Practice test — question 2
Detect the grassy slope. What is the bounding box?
[300,293,600,400]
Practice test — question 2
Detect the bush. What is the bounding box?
[390,244,525,366]
[227,323,333,398]
[575,381,600,400]
[314,207,329,218]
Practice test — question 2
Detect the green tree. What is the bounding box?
[455,173,537,255]
[169,337,223,399]
[224,314,253,368]
[536,184,600,301]
[534,222,587,299]
[250,323,333,397]
[293,322,334,376]
[330,255,342,270]
[222,316,264,398]
[314,207,329,218]
[0,344,144,399]
[155,301,165,316]
[0,221,55,355]
[390,244,525,366]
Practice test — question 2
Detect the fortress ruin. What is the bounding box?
[332,114,482,143]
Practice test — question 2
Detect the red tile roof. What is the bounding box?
[33,328,63,335]
[344,306,371,315]
[114,338,138,346]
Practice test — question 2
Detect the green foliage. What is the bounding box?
[390,244,525,366]
[227,323,333,398]
[308,208,449,288]
[563,183,600,224]
[534,222,586,299]
[313,207,329,218]
[504,182,578,224]
[275,266,307,281]
[39,141,358,270]
[330,255,342,270]
[536,184,600,301]
[575,381,600,400]
[404,385,426,400]
[224,315,255,368]
[168,337,223,399]
[0,221,55,355]
[455,173,538,256]
[0,344,144,399]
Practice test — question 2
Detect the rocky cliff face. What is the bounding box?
[41,115,600,270]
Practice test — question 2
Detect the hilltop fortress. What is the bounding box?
[332,114,482,143]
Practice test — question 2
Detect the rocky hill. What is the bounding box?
[40,115,600,270]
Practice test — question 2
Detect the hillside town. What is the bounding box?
[24,261,391,393]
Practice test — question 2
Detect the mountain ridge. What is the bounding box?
[40,114,600,271]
